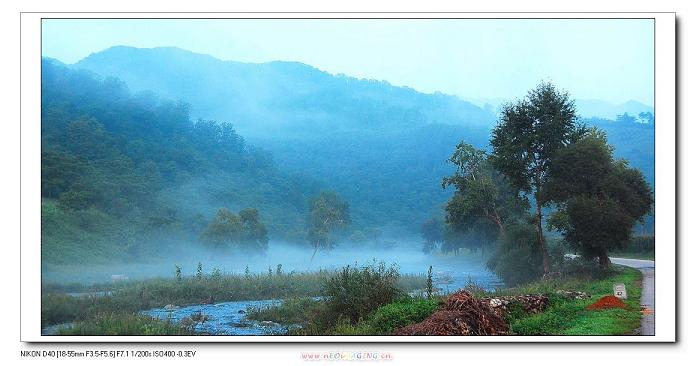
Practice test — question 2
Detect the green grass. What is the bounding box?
[505,265,643,335]
[42,270,426,328]
[243,266,644,336]
[250,296,440,336]
[57,313,192,336]
[367,298,440,334]
[246,297,324,325]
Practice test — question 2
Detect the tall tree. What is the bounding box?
[307,191,351,262]
[544,130,653,269]
[490,82,586,273]
[200,208,243,248]
[239,207,269,253]
[442,142,527,237]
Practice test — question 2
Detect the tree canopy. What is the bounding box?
[490,82,587,273]
[442,142,528,236]
[200,208,269,253]
[545,130,653,268]
[307,191,351,261]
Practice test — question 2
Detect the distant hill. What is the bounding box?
[575,99,654,120]
[66,46,654,235]
[74,46,496,140]
[466,97,654,121]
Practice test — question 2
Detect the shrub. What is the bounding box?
[322,261,402,324]
[487,223,544,286]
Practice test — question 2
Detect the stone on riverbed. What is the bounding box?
[259,320,281,327]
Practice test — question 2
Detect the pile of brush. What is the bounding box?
[393,290,509,336]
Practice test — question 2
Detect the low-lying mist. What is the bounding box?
[42,239,502,291]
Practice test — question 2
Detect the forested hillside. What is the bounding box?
[43,47,655,265]
[41,59,321,264]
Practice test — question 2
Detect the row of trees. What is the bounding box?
[200,208,269,253]
[425,82,653,282]
[199,190,352,259]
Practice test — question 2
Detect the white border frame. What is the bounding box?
[20,12,677,343]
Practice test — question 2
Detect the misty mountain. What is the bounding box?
[73,46,496,139]
[466,97,653,121]
[65,46,654,236]
[575,99,654,120]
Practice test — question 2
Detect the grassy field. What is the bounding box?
[500,265,643,335]
[42,269,426,330]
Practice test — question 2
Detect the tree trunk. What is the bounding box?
[309,246,319,266]
[535,200,551,274]
[598,251,611,270]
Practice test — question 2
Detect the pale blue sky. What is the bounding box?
[42,18,654,105]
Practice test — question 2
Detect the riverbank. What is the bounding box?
[41,268,426,335]
[247,265,643,336]
[42,263,643,336]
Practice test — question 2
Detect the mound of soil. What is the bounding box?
[393,291,508,336]
[586,295,627,310]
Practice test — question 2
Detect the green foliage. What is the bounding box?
[200,209,242,246]
[322,261,402,324]
[490,82,587,272]
[307,191,351,257]
[610,235,655,259]
[504,266,643,335]
[41,199,135,264]
[41,60,320,264]
[426,265,434,299]
[42,268,425,328]
[490,82,587,193]
[441,142,529,255]
[57,313,191,336]
[246,297,323,325]
[487,223,544,286]
[545,130,654,267]
[200,208,269,253]
[239,208,269,252]
[196,262,203,280]
[368,299,439,334]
